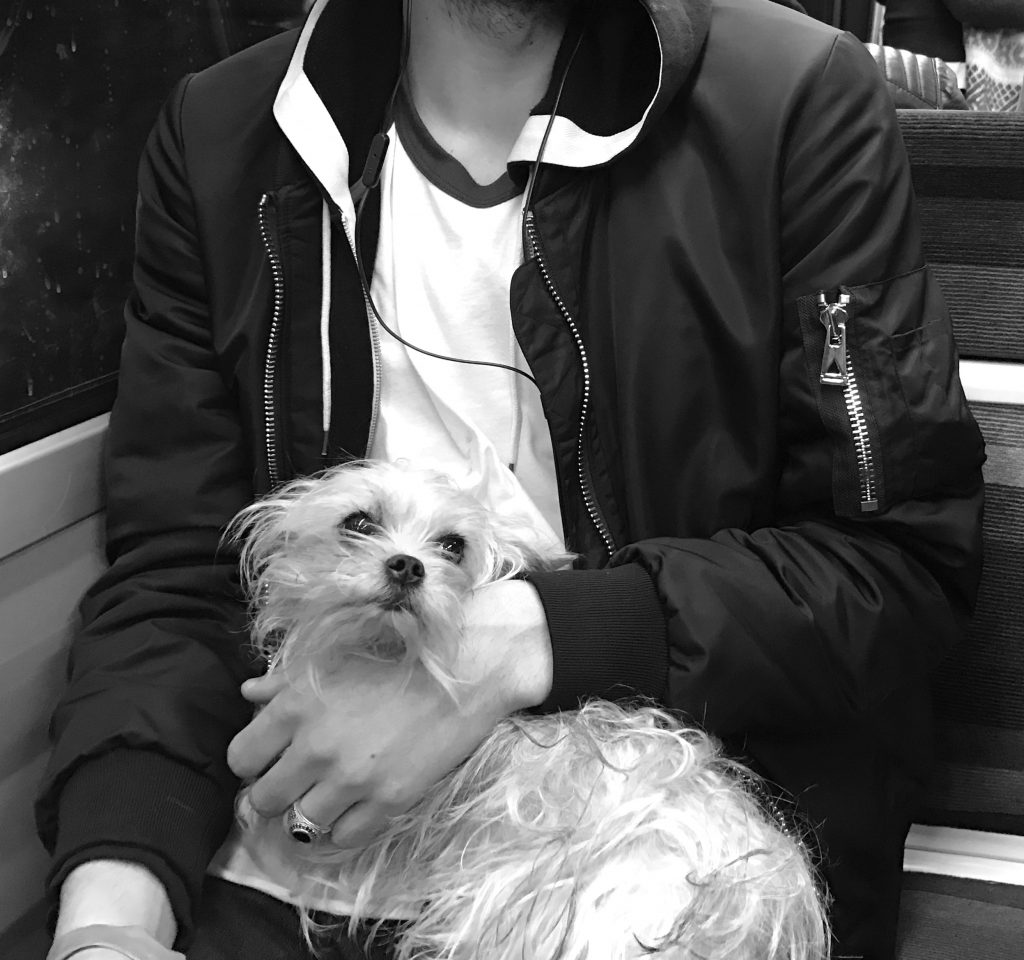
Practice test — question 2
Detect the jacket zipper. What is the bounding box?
[258,193,285,488]
[524,211,616,557]
[818,291,879,512]
[337,207,383,456]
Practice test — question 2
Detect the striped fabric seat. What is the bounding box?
[896,111,1024,957]
[924,400,1024,835]
[899,111,1024,364]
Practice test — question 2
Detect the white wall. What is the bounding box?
[0,418,107,933]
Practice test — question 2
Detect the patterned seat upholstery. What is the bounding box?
[866,42,968,110]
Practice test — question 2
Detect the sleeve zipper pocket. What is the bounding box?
[817,291,880,513]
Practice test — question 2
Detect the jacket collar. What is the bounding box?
[507,0,712,169]
[274,0,711,222]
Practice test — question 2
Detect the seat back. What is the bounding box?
[900,112,1024,364]
[897,110,1024,837]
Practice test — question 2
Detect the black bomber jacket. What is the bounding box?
[38,1,985,956]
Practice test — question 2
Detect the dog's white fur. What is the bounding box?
[233,461,571,696]
[230,461,829,960]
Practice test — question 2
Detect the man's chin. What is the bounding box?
[443,0,583,36]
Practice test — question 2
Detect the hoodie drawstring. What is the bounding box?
[320,198,333,458]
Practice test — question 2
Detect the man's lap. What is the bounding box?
[188,878,395,960]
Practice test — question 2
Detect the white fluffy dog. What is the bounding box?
[230,461,829,960]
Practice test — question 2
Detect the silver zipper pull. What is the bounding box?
[818,291,851,387]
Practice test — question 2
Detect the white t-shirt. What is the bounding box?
[209,86,563,913]
[367,87,563,547]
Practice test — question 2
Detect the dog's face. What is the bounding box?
[229,461,570,686]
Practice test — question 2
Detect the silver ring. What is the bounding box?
[284,802,331,844]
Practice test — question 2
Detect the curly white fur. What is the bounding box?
[230,462,830,960]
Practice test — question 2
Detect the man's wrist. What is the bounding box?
[48,925,184,960]
[462,580,552,714]
[504,580,553,710]
[55,860,177,948]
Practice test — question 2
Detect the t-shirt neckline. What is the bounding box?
[393,83,523,209]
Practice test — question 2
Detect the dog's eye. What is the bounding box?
[437,534,465,564]
[339,511,377,536]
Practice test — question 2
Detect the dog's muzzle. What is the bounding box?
[382,554,425,609]
[385,553,425,586]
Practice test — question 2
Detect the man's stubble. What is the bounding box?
[440,0,583,39]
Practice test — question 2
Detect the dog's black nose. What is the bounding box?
[385,554,425,586]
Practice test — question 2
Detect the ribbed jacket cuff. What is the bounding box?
[527,562,668,713]
[47,749,232,949]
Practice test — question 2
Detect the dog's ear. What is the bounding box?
[223,480,315,596]
[480,511,575,581]
[223,499,273,589]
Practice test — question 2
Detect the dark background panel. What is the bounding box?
[0,1,311,454]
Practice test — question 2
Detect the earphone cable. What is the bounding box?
[522,18,586,217]
[353,188,539,386]
[349,7,588,388]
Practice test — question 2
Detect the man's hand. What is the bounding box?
[49,861,179,960]
[49,938,182,960]
[48,930,183,960]
[227,579,552,848]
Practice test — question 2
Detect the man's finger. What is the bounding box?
[245,746,318,818]
[240,670,289,704]
[288,778,361,840]
[226,701,294,779]
[328,800,390,850]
